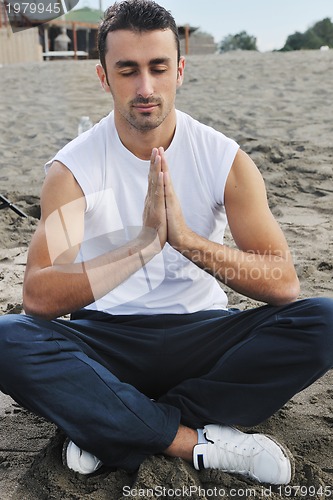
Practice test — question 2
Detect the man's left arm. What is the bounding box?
[163,148,300,306]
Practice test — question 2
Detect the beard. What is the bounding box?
[118,96,172,132]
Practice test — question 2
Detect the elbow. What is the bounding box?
[269,275,300,306]
[23,302,53,321]
[23,289,58,321]
[284,274,300,303]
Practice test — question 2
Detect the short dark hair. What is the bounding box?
[97,0,180,72]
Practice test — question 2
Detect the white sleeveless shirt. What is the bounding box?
[45,110,239,315]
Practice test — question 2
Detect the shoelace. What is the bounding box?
[208,439,258,478]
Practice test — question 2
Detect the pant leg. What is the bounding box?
[159,298,333,428]
[0,314,180,471]
[1,298,332,467]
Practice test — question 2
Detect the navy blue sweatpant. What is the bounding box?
[0,297,332,471]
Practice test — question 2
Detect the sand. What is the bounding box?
[0,50,332,499]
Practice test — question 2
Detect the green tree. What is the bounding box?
[281,17,333,51]
[219,31,258,52]
[282,31,304,51]
[303,29,325,49]
[312,18,333,46]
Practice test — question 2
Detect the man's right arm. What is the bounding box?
[23,157,165,320]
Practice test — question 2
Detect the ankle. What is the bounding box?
[164,424,197,462]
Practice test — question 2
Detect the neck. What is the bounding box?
[114,109,177,160]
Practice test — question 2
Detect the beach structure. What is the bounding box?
[0,3,216,64]
[179,26,217,55]
[0,4,99,63]
[0,2,42,64]
[43,7,102,59]
[43,10,216,60]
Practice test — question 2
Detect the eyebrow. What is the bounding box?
[115,57,171,69]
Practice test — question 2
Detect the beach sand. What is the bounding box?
[0,51,332,499]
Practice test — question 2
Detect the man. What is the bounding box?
[0,0,332,486]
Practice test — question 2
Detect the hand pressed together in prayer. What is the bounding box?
[143,146,190,251]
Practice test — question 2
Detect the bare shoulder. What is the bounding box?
[25,161,86,272]
[40,161,86,220]
[225,148,267,206]
[225,149,290,254]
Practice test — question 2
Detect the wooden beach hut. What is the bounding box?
[43,7,103,60]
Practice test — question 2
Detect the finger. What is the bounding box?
[164,171,178,214]
[148,149,161,196]
[153,154,162,190]
[159,147,169,174]
[163,171,171,201]
[149,161,164,209]
[156,171,164,197]
[163,167,175,196]
[153,171,165,209]
[148,148,158,183]
[150,147,158,166]
[149,148,159,180]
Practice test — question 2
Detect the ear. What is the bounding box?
[176,57,185,88]
[96,63,111,93]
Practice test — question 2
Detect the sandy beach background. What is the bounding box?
[0,50,332,498]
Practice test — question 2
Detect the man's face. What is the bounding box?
[97,29,184,133]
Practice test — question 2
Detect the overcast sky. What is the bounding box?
[74,0,333,51]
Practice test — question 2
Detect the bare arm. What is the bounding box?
[163,148,300,306]
[23,154,166,320]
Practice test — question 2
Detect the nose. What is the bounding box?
[136,71,154,99]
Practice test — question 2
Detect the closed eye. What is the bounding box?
[119,67,167,77]
[119,69,138,77]
[151,67,168,73]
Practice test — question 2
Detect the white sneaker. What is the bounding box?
[62,438,103,475]
[193,425,293,485]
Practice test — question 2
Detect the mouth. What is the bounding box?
[132,104,159,113]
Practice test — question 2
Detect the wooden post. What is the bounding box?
[0,1,8,28]
[44,26,49,53]
[185,24,190,55]
[86,28,90,54]
[73,22,77,60]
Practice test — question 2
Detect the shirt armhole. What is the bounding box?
[214,141,240,206]
[44,153,98,213]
